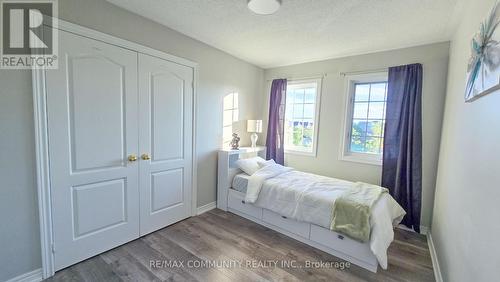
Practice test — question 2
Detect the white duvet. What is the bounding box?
[244,164,406,269]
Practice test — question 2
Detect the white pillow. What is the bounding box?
[257,159,275,168]
[235,157,266,175]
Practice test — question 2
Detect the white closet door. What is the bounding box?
[46,30,140,270]
[138,53,193,235]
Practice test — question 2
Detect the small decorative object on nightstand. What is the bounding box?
[229,133,240,150]
[247,120,262,148]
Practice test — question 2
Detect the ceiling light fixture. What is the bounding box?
[247,0,281,15]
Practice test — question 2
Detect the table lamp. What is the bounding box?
[247,120,262,148]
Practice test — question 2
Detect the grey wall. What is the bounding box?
[6,0,492,280]
[263,42,450,229]
[0,71,41,280]
[431,0,500,281]
[0,0,264,280]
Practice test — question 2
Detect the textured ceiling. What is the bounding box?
[107,0,463,68]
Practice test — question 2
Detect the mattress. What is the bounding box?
[244,164,406,270]
[231,173,251,193]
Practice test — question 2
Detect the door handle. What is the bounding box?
[141,154,151,160]
[128,154,138,162]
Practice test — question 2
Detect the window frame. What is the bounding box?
[284,78,322,157]
[340,72,388,166]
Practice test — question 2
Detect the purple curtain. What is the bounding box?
[266,79,287,165]
[382,64,423,233]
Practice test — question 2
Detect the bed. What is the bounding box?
[217,147,405,273]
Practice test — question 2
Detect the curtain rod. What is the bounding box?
[339,68,388,76]
[266,67,389,81]
[266,73,327,82]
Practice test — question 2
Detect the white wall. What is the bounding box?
[0,0,264,280]
[431,0,500,281]
[263,42,450,229]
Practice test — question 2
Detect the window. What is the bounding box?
[341,73,388,165]
[284,79,321,156]
[223,92,239,147]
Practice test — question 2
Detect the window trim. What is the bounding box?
[284,78,322,157]
[340,72,388,166]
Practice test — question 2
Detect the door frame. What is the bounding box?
[32,18,199,278]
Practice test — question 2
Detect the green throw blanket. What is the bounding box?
[330,182,388,242]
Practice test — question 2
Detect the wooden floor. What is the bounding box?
[46,209,435,282]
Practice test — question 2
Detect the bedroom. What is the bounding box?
[0,0,498,281]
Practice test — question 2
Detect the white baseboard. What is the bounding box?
[427,232,443,282]
[5,268,43,282]
[196,201,216,215]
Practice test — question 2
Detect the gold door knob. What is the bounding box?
[128,154,138,162]
[141,153,151,160]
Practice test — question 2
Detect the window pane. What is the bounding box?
[293,104,304,118]
[286,89,293,102]
[294,89,304,103]
[370,83,386,101]
[350,135,366,153]
[292,122,303,146]
[304,88,315,103]
[366,120,383,137]
[284,82,319,153]
[303,119,314,127]
[223,94,233,110]
[223,126,232,141]
[232,93,238,108]
[223,110,233,126]
[365,137,382,154]
[285,102,293,118]
[355,84,370,101]
[347,79,387,157]
[233,109,239,122]
[368,102,385,119]
[222,93,238,147]
[286,91,292,104]
[303,104,314,119]
[303,124,313,147]
[351,119,367,137]
[284,120,294,144]
[353,102,368,119]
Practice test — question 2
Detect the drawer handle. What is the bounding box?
[281,215,287,219]
[241,200,245,204]
[337,235,344,240]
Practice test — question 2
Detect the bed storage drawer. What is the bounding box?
[227,189,263,219]
[309,225,374,259]
[262,210,310,238]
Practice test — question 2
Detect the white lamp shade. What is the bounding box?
[247,0,281,15]
[247,120,263,133]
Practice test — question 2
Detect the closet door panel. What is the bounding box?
[138,53,193,235]
[150,72,184,161]
[46,29,140,271]
[69,55,126,171]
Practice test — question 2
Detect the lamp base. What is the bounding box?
[250,133,258,148]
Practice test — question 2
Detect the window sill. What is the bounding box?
[340,154,382,166]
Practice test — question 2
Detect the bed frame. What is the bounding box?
[217,147,379,273]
